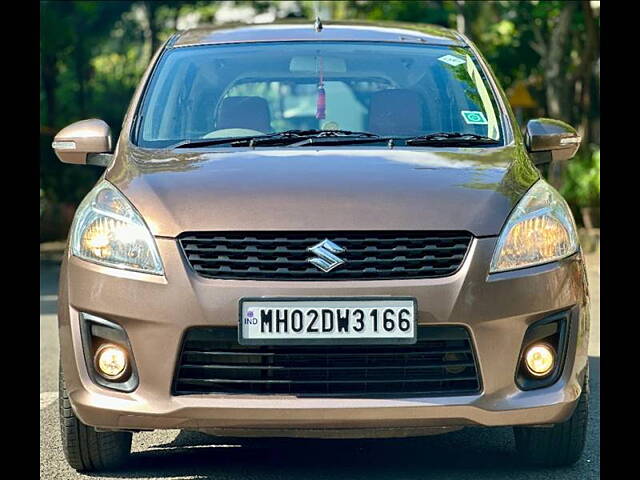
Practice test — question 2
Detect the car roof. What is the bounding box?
[171,20,465,48]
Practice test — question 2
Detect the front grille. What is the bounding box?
[179,231,472,280]
[172,326,481,397]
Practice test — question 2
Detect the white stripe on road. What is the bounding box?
[40,295,58,302]
[40,391,58,410]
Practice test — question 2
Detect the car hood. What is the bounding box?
[105,144,539,237]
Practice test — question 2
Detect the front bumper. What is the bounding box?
[58,236,590,437]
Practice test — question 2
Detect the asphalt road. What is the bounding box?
[40,250,600,479]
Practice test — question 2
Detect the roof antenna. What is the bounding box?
[314,16,323,32]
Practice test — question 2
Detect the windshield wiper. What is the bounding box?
[291,136,395,147]
[406,132,500,146]
[170,137,255,149]
[170,129,382,149]
[231,129,382,147]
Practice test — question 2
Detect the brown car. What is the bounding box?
[53,21,590,472]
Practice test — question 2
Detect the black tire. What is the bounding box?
[59,364,132,472]
[513,380,589,467]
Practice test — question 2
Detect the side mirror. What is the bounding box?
[52,119,113,166]
[525,118,581,165]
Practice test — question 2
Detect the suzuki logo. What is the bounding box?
[307,239,346,272]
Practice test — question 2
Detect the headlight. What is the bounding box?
[70,180,164,275]
[490,180,579,273]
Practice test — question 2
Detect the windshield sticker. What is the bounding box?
[438,55,466,66]
[461,111,488,125]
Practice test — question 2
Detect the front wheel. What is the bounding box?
[59,364,132,472]
[513,380,589,467]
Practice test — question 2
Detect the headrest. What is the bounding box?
[216,96,271,132]
[368,89,424,136]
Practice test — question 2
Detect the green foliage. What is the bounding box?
[342,0,451,25]
[561,147,600,209]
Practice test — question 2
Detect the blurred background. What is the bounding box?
[40,0,600,247]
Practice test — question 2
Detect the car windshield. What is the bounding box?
[134,41,504,148]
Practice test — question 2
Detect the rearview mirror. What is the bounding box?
[52,119,113,166]
[289,56,347,73]
[525,118,581,165]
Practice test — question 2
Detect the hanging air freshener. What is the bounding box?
[315,55,326,120]
[316,85,326,120]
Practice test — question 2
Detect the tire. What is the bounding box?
[513,379,589,467]
[59,363,132,472]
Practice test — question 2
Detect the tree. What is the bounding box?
[529,1,577,121]
[40,1,74,128]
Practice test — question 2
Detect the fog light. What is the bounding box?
[524,343,555,377]
[94,344,128,380]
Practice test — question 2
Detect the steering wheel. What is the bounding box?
[203,128,266,139]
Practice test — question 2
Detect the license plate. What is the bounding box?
[239,297,417,345]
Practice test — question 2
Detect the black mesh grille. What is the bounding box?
[172,326,481,397]
[178,231,472,280]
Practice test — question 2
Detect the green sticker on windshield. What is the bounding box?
[461,110,488,125]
